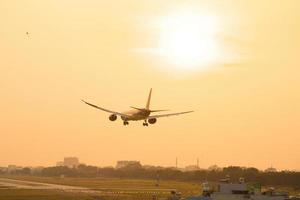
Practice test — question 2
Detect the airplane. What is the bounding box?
[82,89,193,126]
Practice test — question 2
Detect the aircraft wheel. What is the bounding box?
[123,121,129,126]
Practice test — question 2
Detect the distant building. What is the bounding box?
[64,157,79,168]
[56,161,64,166]
[31,166,44,174]
[208,164,222,171]
[0,167,7,173]
[185,165,200,171]
[116,160,142,169]
[265,167,277,172]
[56,157,80,168]
[143,165,165,170]
[7,165,22,173]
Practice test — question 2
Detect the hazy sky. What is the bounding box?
[1,0,299,170]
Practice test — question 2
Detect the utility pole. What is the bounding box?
[156,171,160,187]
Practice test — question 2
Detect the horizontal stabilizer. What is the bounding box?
[150,109,170,112]
[130,106,145,111]
[131,106,169,112]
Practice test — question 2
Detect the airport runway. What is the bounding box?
[0,178,174,195]
[0,177,94,192]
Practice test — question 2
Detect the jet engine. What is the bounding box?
[148,118,157,124]
[109,114,117,121]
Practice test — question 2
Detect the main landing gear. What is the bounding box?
[123,121,129,126]
[143,120,148,126]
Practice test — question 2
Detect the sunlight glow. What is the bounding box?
[159,12,220,70]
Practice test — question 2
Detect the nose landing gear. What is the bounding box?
[123,121,129,126]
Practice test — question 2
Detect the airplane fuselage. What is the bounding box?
[121,109,151,121]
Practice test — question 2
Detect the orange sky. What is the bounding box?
[0,0,299,170]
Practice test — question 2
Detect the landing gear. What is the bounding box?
[143,120,148,126]
[123,121,129,126]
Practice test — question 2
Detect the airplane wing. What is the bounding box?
[81,100,131,118]
[148,111,194,119]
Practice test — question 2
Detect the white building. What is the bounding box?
[116,160,141,169]
[56,157,80,168]
[63,157,79,168]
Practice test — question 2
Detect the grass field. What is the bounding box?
[0,175,201,199]
[1,175,200,195]
[2,175,298,199]
[0,189,95,200]
[0,189,175,200]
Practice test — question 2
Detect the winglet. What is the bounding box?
[146,88,152,110]
[81,99,90,105]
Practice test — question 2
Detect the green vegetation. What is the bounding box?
[1,165,300,199]
[20,165,300,187]
[0,176,299,199]
[0,175,200,197]
[0,189,94,200]
[2,165,300,187]
[0,189,177,200]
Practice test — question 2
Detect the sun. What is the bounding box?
[159,11,220,70]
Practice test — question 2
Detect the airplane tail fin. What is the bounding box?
[131,89,168,112]
[146,88,152,110]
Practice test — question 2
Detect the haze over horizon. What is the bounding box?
[1,0,299,170]
[2,157,299,172]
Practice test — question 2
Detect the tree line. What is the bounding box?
[5,165,298,187]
